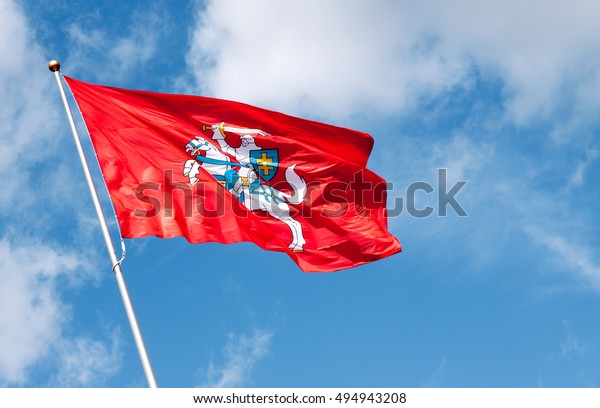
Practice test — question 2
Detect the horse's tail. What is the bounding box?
[281,164,306,204]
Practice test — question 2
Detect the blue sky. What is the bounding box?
[1,0,600,387]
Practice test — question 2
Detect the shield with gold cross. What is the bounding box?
[250,148,279,182]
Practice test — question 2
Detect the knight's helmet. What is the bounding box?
[240,134,256,147]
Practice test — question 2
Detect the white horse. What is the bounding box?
[183,136,307,252]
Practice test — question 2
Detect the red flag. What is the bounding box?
[64,76,401,272]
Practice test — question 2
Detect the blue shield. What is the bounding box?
[250,149,279,182]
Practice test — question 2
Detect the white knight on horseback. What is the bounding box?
[183,123,307,252]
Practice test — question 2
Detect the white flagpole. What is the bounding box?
[48,60,158,388]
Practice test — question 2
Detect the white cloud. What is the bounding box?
[565,146,599,190]
[0,0,122,385]
[65,9,162,82]
[0,0,59,211]
[540,321,594,386]
[556,321,585,360]
[188,0,600,126]
[0,0,32,74]
[187,0,468,120]
[51,330,123,387]
[0,239,79,384]
[526,226,600,291]
[414,0,600,124]
[430,135,493,184]
[201,328,273,387]
[382,122,600,294]
[423,357,447,387]
[0,0,95,232]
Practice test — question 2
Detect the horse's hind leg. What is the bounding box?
[286,217,305,252]
[267,204,305,252]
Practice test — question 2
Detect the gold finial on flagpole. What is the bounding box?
[48,60,61,72]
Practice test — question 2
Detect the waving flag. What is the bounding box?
[64,76,400,272]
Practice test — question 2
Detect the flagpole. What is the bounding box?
[48,60,158,388]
